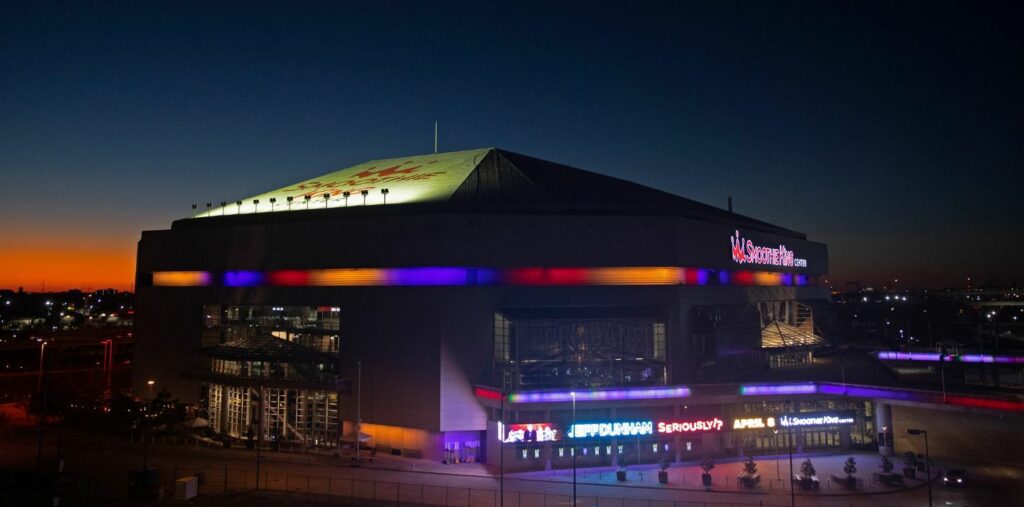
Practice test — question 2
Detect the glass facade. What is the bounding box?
[494,308,668,390]
[200,305,343,446]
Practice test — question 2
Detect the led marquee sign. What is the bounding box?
[656,417,724,434]
[778,411,855,428]
[567,421,653,439]
[502,423,561,443]
[732,416,776,430]
[730,231,807,268]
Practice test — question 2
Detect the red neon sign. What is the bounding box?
[656,417,724,434]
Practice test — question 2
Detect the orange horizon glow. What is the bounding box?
[0,244,136,293]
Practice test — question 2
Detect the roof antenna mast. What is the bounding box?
[433,121,438,154]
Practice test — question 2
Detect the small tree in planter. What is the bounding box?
[616,460,628,481]
[915,453,927,472]
[843,456,858,490]
[658,458,670,484]
[902,451,917,479]
[739,455,759,488]
[799,458,817,490]
[879,455,894,473]
[700,458,715,489]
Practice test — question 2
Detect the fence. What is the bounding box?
[161,464,916,507]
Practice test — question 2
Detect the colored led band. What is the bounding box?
[152,267,815,288]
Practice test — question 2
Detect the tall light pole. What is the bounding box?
[499,389,504,507]
[907,428,932,507]
[772,428,780,481]
[787,427,795,507]
[571,391,577,507]
[37,340,47,391]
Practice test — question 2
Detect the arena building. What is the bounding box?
[134,147,1022,469]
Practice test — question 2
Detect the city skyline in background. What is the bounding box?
[2,1,1021,291]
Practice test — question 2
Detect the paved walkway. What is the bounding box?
[510,452,933,495]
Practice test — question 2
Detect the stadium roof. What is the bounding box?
[189,148,803,238]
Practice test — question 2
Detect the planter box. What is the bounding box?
[616,470,627,481]
[702,473,712,487]
[658,470,668,484]
[739,475,760,489]
[903,467,916,479]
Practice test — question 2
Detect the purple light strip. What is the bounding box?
[739,383,817,396]
[877,351,1024,364]
[508,386,691,403]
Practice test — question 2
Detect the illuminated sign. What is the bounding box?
[730,231,807,268]
[732,416,776,430]
[503,423,561,443]
[567,421,653,439]
[656,417,724,434]
[778,411,855,428]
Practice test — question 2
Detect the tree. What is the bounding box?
[902,451,917,466]
[880,455,894,473]
[800,458,816,479]
[844,456,857,476]
[700,458,715,474]
[742,455,758,476]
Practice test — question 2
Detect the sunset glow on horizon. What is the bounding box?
[0,243,136,292]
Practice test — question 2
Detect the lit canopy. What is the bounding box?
[196,148,490,217]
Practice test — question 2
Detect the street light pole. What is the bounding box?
[571,391,577,507]
[773,428,780,481]
[37,341,47,391]
[499,390,504,507]
[907,428,932,507]
[788,427,795,507]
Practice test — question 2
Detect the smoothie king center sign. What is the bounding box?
[730,231,807,268]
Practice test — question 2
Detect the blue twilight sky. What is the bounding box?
[1,1,1021,290]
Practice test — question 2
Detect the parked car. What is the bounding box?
[943,469,968,487]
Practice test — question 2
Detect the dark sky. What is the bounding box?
[1,1,1021,290]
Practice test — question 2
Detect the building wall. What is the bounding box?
[134,210,828,437]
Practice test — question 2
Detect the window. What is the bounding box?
[686,441,692,451]
[494,313,511,362]
[651,443,659,452]
[653,323,666,359]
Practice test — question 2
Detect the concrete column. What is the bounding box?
[673,405,682,463]
[875,401,894,456]
[543,409,552,471]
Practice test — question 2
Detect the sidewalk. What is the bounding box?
[509,452,935,496]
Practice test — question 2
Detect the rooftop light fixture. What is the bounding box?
[253,199,260,213]
[286,196,293,210]
[381,188,389,205]
[323,193,331,208]
[361,189,369,205]
[343,191,350,207]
